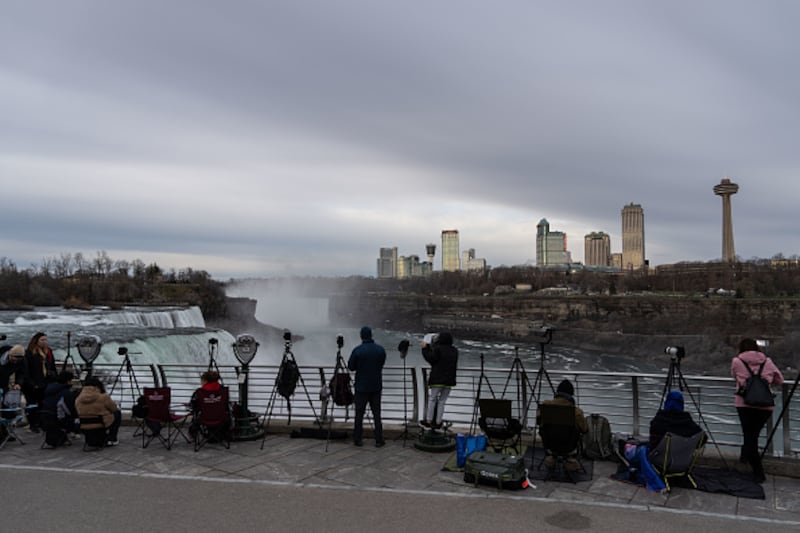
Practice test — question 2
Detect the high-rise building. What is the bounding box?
[441,230,460,271]
[584,232,611,266]
[713,178,739,262]
[621,203,645,270]
[376,247,397,278]
[536,219,570,266]
[461,248,487,272]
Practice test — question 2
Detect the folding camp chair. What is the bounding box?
[142,387,190,451]
[79,416,108,451]
[191,386,231,452]
[0,389,28,449]
[537,402,586,482]
[647,431,706,491]
[478,398,523,454]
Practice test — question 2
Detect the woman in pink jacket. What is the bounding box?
[731,338,784,483]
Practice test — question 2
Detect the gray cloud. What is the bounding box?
[1,1,799,278]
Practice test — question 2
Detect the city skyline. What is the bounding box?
[2,3,800,279]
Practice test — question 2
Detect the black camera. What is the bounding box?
[664,346,685,360]
[117,347,129,356]
[209,338,218,346]
[0,334,6,341]
[283,330,292,342]
[336,335,344,349]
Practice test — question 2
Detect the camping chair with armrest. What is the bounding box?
[478,398,523,454]
[647,430,706,492]
[0,389,29,449]
[192,386,231,452]
[537,402,586,482]
[142,387,190,451]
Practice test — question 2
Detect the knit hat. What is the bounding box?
[556,379,574,396]
[360,326,373,340]
[8,345,24,358]
[664,390,685,412]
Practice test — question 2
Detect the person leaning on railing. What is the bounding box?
[420,331,458,429]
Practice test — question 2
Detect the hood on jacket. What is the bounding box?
[76,386,103,405]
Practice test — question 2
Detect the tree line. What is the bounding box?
[0,251,227,318]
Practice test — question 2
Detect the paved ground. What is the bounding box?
[2,425,800,532]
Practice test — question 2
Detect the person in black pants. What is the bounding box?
[731,338,784,483]
[348,326,386,447]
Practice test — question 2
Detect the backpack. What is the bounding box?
[582,413,614,460]
[277,359,300,400]
[737,357,775,407]
[329,372,354,407]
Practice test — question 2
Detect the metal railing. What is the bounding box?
[83,361,799,457]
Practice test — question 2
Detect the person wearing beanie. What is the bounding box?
[348,326,387,447]
[648,390,703,449]
[537,378,588,471]
[420,331,458,428]
[0,344,25,392]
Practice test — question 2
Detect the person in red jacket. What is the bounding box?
[731,338,784,483]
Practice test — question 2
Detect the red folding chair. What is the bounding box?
[191,386,231,452]
[142,387,190,451]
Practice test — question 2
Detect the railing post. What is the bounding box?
[411,366,420,423]
[632,375,640,436]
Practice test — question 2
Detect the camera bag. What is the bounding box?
[463,450,529,490]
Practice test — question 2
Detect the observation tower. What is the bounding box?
[713,178,739,262]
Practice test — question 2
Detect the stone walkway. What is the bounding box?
[1,425,799,528]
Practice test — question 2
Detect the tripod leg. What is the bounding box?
[761,372,800,460]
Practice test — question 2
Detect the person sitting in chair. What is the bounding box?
[189,371,223,438]
[537,379,588,471]
[420,331,458,429]
[648,390,703,449]
[75,378,122,446]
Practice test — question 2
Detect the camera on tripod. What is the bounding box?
[664,346,685,360]
[117,347,129,357]
[336,335,344,349]
[283,330,292,345]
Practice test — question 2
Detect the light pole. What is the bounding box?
[232,334,264,440]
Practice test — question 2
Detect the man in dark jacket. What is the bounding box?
[348,326,386,447]
[648,390,702,449]
[421,331,458,428]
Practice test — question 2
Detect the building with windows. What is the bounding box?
[461,248,487,272]
[377,247,398,278]
[584,232,611,266]
[536,219,570,267]
[441,230,460,272]
[621,203,646,271]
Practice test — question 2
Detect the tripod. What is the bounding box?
[260,338,320,450]
[61,332,83,379]
[469,354,498,435]
[207,338,223,383]
[659,354,728,468]
[527,333,558,449]
[109,347,143,433]
[760,370,800,460]
[325,340,352,452]
[397,339,412,446]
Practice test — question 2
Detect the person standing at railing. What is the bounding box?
[22,332,57,433]
[348,326,386,448]
[420,331,458,429]
[731,338,784,484]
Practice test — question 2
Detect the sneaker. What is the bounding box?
[106,439,119,447]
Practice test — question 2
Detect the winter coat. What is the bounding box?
[348,339,386,393]
[22,348,56,390]
[537,393,589,434]
[731,350,784,411]
[422,340,458,388]
[648,409,702,449]
[75,385,118,428]
[42,382,76,421]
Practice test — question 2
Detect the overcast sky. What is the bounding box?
[2,1,799,279]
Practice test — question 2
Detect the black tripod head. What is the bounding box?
[398,339,410,359]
